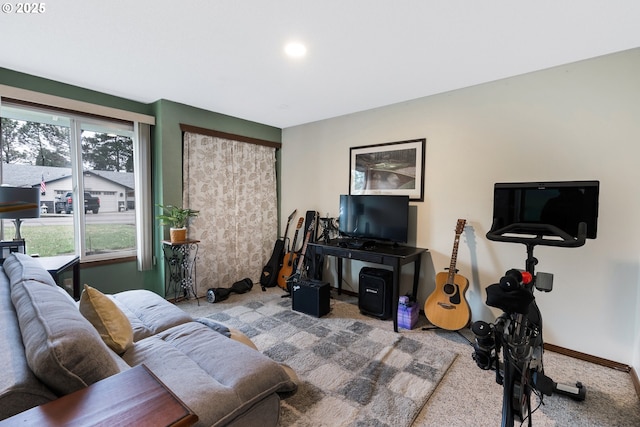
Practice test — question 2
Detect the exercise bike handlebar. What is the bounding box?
[486,221,587,248]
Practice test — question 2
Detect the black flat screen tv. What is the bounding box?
[338,194,409,243]
[490,181,600,239]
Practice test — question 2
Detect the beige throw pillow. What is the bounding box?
[79,284,133,354]
[228,327,259,351]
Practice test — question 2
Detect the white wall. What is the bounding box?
[281,48,640,368]
[635,258,640,375]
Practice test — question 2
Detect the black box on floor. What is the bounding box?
[359,267,393,319]
[291,279,330,317]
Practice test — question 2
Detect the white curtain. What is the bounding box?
[134,122,153,271]
[183,132,277,295]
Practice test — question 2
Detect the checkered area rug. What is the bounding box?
[205,294,457,427]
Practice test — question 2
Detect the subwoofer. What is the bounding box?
[358,267,393,319]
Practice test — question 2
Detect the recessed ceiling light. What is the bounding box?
[284,42,307,58]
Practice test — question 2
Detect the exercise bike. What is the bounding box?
[472,222,588,427]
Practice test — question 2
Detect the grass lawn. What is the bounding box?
[6,224,136,257]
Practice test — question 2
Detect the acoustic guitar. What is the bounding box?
[278,217,304,289]
[260,209,296,289]
[424,219,471,330]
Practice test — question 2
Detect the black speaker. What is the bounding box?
[359,267,393,319]
[292,279,330,317]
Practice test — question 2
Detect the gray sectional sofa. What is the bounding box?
[0,253,297,426]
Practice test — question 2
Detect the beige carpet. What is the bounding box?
[178,288,640,426]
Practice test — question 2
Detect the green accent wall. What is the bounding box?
[1,67,282,296]
[0,67,153,116]
[150,100,282,295]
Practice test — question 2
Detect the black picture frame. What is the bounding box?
[349,138,426,201]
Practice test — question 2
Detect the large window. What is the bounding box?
[0,102,140,262]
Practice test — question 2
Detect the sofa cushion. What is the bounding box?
[110,290,193,341]
[0,266,57,420]
[121,322,298,426]
[3,253,57,288]
[79,284,134,354]
[10,277,124,396]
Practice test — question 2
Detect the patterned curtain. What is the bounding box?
[183,132,277,295]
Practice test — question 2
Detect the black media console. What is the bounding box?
[307,240,427,332]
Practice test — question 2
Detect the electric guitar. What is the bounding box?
[286,214,316,292]
[424,219,471,330]
[278,217,304,289]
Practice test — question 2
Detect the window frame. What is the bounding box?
[0,88,154,269]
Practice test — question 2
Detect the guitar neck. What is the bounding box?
[447,219,466,282]
[447,234,460,282]
[296,233,310,272]
[296,217,316,276]
[283,221,292,242]
[289,218,304,253]
[282,209,297,249]
[290,230,301,252]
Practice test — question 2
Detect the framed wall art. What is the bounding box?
[349,138,425,201]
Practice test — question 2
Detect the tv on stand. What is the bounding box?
[337,194,409,248]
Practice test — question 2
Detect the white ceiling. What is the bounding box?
[1,1,639,128]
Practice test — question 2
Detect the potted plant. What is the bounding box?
[156,204,200,243]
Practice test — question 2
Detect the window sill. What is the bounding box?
[80,255,137,268]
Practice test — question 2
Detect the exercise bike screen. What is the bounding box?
[491,181,600,239]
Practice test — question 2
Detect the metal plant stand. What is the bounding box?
[162,239,200,304]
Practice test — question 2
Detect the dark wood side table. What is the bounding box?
[0,364,198,427]
[35,255,81,300]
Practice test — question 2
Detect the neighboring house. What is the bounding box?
[0,163,134,213]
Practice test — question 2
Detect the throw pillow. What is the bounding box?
[79,284,134,354]
[229,327,259,351]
